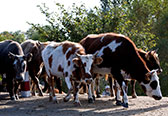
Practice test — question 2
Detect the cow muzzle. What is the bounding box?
[152,95,162,100]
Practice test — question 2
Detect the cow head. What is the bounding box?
[145,50,162,74]
[140,69,162,100]
[73,53,103,84]
[8,52,32,81]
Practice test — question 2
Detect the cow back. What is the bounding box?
[80,33,149,81]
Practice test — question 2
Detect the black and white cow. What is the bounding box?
[0,40,32,100]
[80,33,162,108]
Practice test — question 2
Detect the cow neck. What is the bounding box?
[130,52,150,83]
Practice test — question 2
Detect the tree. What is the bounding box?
[0,31,25,43]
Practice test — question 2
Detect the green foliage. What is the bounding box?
[27,0,158,50]
[0,30,25,43]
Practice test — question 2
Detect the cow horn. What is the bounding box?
[8,52,16,60]
[154,48,159,53]
[75,53,81,57]
[94,51,99,57]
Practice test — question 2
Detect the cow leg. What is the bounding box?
[29,71,43,96]
[31,82,37,96]
[6,76,16,100]
[55,76,62,94]
[64,77,72,102]
[48,76,58,103]
[121,80,129,96]
[73,81,81,106]
[95,77,101,98]
[87,82,94,103]
[42,76,49,93]
[108,75,114,97]
[114,80,122,106]
[112,70,128,108]
[14,81,20,100]
[131,80,137,98]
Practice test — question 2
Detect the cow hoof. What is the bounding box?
[54,100,59,104]
[15,94,19,100]
[132,94,137,98]
[92,95,96,101]
[38,93,43,96]
[32,92,36,96]
[111,94,114,97]
[74,102,81,106]
[11,96,16,101]
[63,97,69,102]
[122,103,128,108]
[88,98,94,103]
[116,100,122,106]
[96,94,101,98]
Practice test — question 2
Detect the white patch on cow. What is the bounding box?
[140,70,162,99]
[65,77,72,90]
[100,35,106,42]
[98,40,122,57]
[80,54,94,76]
[108,40,122,52]
[120,70,131,80]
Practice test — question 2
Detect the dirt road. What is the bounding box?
[0,92,168,116]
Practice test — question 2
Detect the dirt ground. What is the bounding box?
[0,92,168,116]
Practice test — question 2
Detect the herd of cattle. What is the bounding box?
[0,32,163,108]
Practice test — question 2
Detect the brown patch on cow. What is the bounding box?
[62,42,74,54]
[61,41,85,60]
[48,55,53,68]
[68,61,71,66]
[58,65,64,72]
[83,62,86,67]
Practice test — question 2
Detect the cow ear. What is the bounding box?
[73,58,80,67]
[94,57,103,65]
[24,53,33,62]
[144,73,151,83]
[145,52,151,60]
[8,52,16,60]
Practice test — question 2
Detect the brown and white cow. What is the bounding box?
[0,40,32,100]
[42,41,103,105]
[21,40,63,96]
[21,40,47,96]
[80,33,162,108]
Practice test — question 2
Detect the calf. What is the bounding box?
[80,33,162,108]
[0,40,31,100]
[42,41,102,105]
